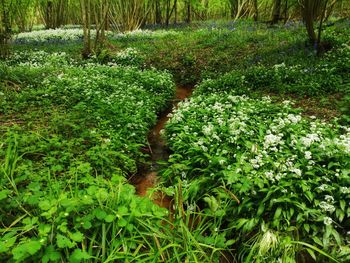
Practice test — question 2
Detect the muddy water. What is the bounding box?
[132,86,193,208]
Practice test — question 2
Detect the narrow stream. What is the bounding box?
[132,86,193,208]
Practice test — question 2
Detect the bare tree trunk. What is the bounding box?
[165,0,171,26]
[155,0,161,24]
[186,0,191,23]
[42,0,67,29]
[94,0,110,51]
[174,0,178,24]
[316,0,329,55]
[0,0,11,58]
[271,0,282,24]
[229,0,238,19]
[283,0,288,23]
[204,0,209,19]
[80,0,91,58]
[303,0,317,44]
[252,0,258,21]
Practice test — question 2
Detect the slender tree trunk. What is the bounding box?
[165,0,171,26]
[155,0,161,24]
[80,0,91,58]
[303,0,317,44]
[174,0,178,24]
[271,0,282,24]
[0,0,11,58]
[229,0,238,19]
[186,0,191,23]
[252,0,258,21]
[283,0,288,23]
[316,0,329,55]
[204,0,209,19]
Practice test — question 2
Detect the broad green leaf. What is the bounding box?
[12,240,42,261]
[56,234,75,249]
[42,245,61,263]
[69,249,91,263]
[69,232,84,242]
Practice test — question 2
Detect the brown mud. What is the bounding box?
[131,86,193,209]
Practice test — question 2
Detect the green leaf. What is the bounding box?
[225,239,236,246]
[42,245,61,263]
[306,248,317,261]
[118,206,128,215]
[0,189,11,200]
[273,207,282,220]
[312,236,323,247]
[38,224,52,236]
[340,200,346,211]
[104,214,115,223]
[56,234,75,249]
[332,229,342,246]
[69,232,84,242]
[94,208,107,220]
[118,217,128,227]
[0,236,16,253]
[69,249,91,263]
[257,203,264,216]
[291,241,340,263]
[82,220,92,229]
[234,218,248,229]
[305,191,313,202]
[12,240,42,261]
[39,200,51,211]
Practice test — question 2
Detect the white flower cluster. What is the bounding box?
[112,29,180,40]
[13,28,113,44]
[6,51,75,67]
[166,91,350,187]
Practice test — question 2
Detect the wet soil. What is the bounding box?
[132,86,193,209]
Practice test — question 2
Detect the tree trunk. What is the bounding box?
[155,0,161,24]
[252,0,258,21]
[186,0,191,23]
[174,0,178,24]
[271,0,282,24]
[165,0,171,26]
[80,0,91,58]
[303,0,317,44]
[229,0,238,19]
[204,0,209,19]
[0,0,11,58]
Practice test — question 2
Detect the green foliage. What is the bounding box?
[0,50,230,262]
[163,91,350,262]
[196,44,350,96]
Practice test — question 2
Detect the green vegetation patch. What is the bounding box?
[0,51,180,262]
[163,91,350,262]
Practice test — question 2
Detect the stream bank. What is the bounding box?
[131,86,193,208]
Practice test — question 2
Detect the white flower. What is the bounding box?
[304,151,312,160]
[323,216,333,225]
[290,168,302,177]
[324,195,334,203]
[300,133,320,147]
[202,124,214,136]
[318,184,328,191]
[287,114,301,124]
[340,187,350,194]
[319,201,335,212]
[263,134,282,149]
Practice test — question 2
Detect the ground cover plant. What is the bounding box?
[163,84,350,262]
[1,0,350,261]
[0,51,232,262]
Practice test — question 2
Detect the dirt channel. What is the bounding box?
[132,86,193,209]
